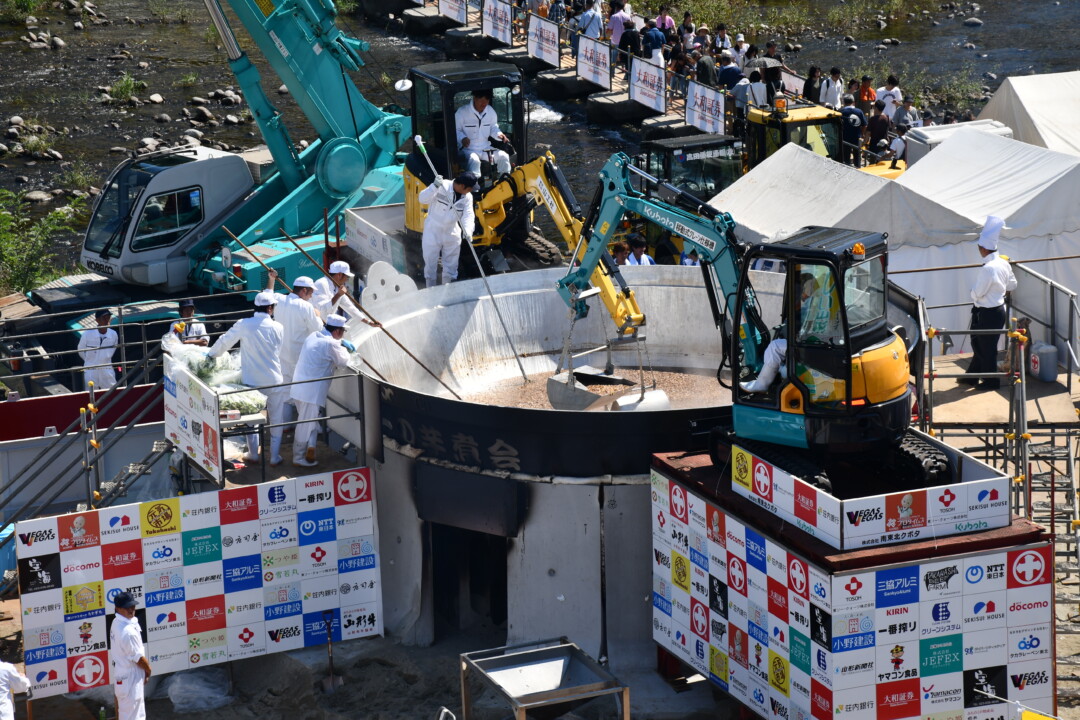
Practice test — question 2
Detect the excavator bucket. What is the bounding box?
[546,372,604,411]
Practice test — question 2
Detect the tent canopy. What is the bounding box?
[978,71,1080,157]
[708,143,978,249]
[896,129,1080,242]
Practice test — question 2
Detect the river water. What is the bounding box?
[0,0,1076,227]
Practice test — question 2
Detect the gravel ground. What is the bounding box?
[462,368,731,410]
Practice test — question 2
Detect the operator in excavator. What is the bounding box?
[740,271,832,394]
[455,89,512,182]
[419,172,477,288]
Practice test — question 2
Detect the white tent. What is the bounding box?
[978,71,1080,157]
[710,135,1080,349]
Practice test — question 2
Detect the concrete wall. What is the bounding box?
[372,445,432,645]
[507,482,603,657]
[603,482,655,673]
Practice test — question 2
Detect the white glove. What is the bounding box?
[433,174,443,186]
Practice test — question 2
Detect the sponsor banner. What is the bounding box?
[482,0,512,45]
[685,80,725,134]
[438,0,466,23]
[629,56,666,113]
[652,477,1054,720]
[17,468,382,699]
[527,14,560,67]
[576,37,610,90]
[163,355,222,481]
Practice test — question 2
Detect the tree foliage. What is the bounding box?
[0,190,83,295]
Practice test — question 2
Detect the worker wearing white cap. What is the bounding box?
[313,260,354,320]
[290,314,354,467]
[77,308,119,390]
[418,172,476,288]
[275,276,322,384]
[960,215,1016,390]
[208,289,288,464]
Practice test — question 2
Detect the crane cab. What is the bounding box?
[403,61,527,240]
[731,227,911,454]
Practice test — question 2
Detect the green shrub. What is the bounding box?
[0,191,84,294]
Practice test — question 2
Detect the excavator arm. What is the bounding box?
[555,152,746,339]
[476,153,647,336]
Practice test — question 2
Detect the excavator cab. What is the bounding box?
[640,134,743,197]
[731,227,911,454]
[403,61,527,241]
[744,98,843,169]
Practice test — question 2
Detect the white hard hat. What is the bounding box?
[326,314,348,328]
[293,276,315,289]
[329,260,354,277]
[254,291,279,306]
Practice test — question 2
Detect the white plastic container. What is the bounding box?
[1029,341,1058,382]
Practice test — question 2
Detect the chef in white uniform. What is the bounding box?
[275,276,322,384]
[290,314,353,467]
[455,89,511,178]
[207,290,287,465]
[109,591,150,720]
[77,308,119,390]
[312,260,354,320]
[418,172,476,288]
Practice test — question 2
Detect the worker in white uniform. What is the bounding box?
[0,659,28,720]
[455,89,511,179]
[960,215,1017,390]
[275,276,323,384]
[109,591,150,720]
[290,314,353,467]
[418,172,476,288]
[313,260,354,320]
[77,308,119,391]
[207,290,287,465]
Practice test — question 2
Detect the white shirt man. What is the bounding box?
[290,314,352,466]
[312,260,354,320]
[876,79,903,118]
[419,173,476,288]
[626,238,656,265]
[455,90,511,177]
[109,592,150,720]
[0,661,28,720]
[971,225,1017,309]
[77,308,119,390]
[747,79,769,108]
[820,70,844,108]
[208,291,287,464]
[275,276,323,383]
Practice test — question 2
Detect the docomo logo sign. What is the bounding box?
[63,560,101,574]
[1009,600,1049,612]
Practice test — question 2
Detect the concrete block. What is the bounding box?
[402,6,458,35]
[587,91,664,125]
[488,46,555,75]
[642,115,706,141]
[603,483,654,673]
[534,68,599,101]
[444,26,504,58]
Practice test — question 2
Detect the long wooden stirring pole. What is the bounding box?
[277,228,463,401]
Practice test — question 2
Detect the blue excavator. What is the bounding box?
[554,153,946,492]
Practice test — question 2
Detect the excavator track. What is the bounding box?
[519,227,564,265]
[712,428,953,499]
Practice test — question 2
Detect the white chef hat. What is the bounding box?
[977,215,1006,251]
